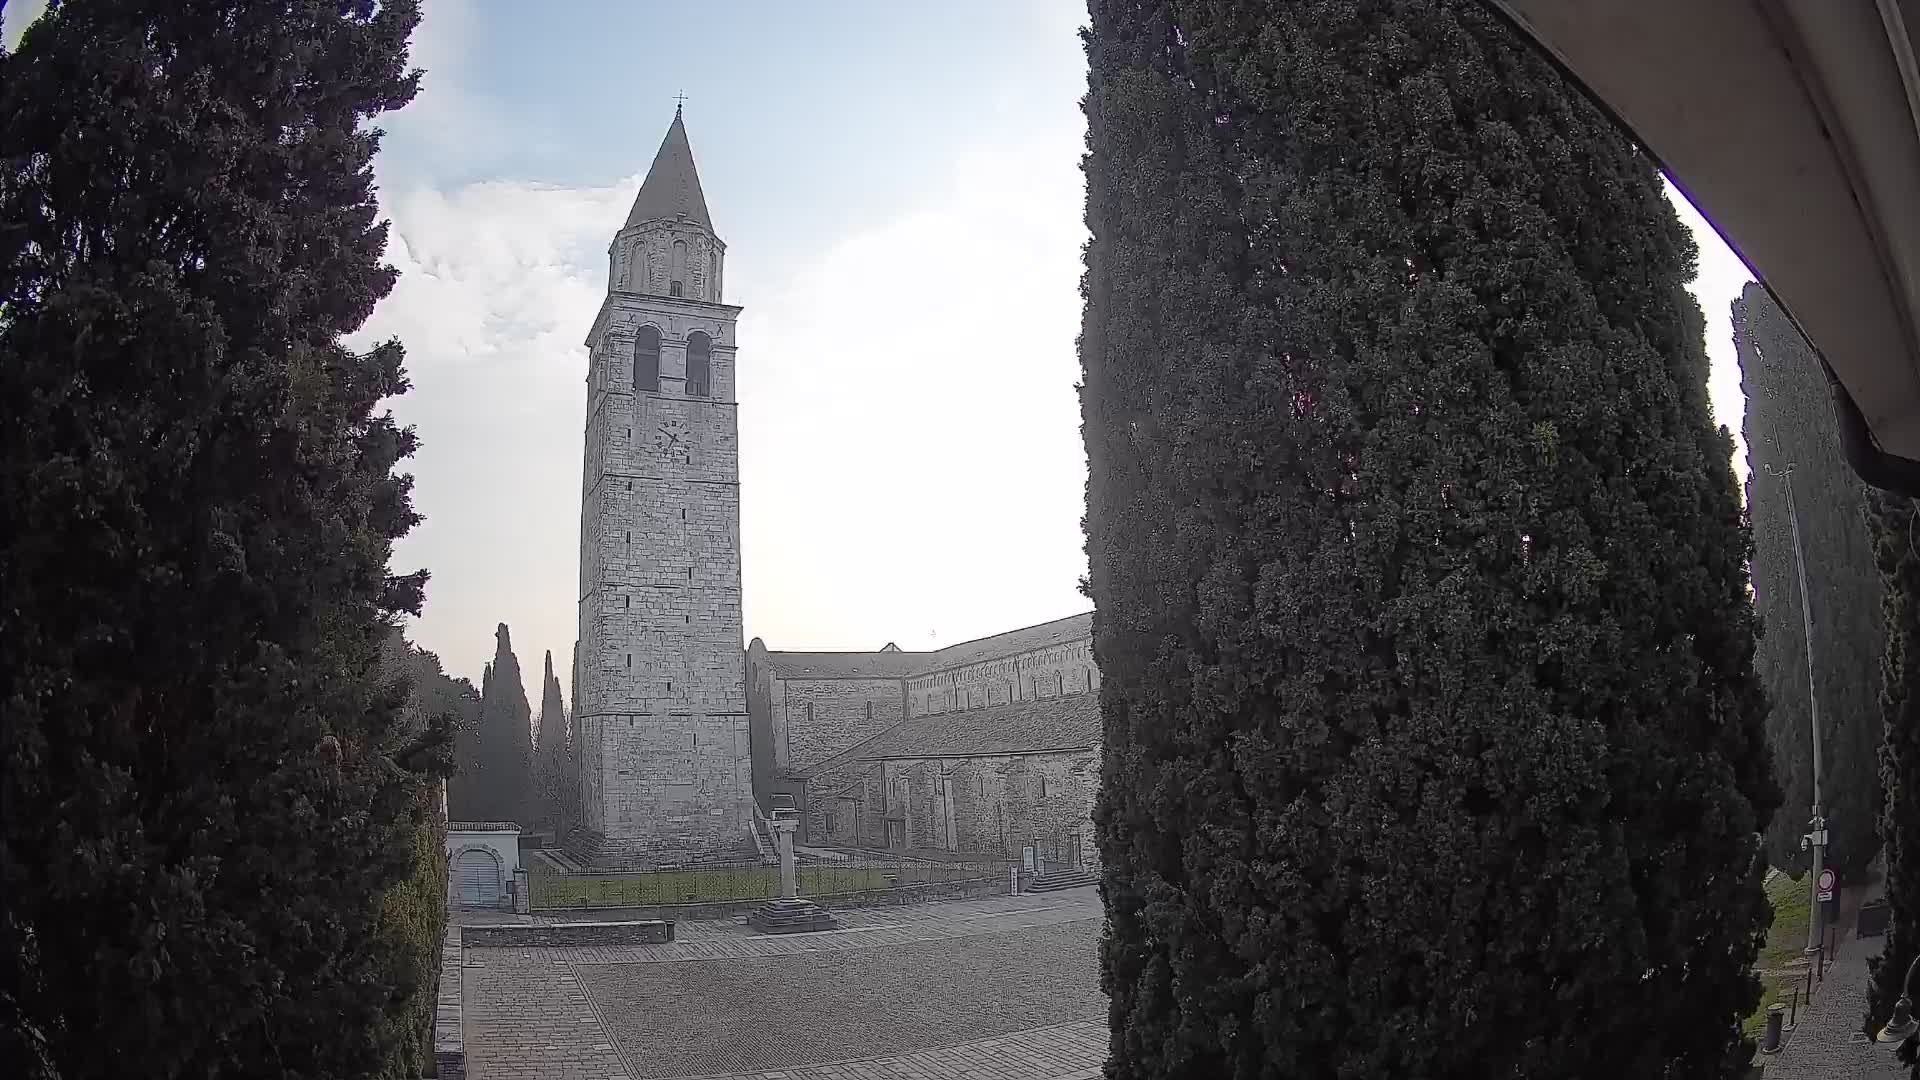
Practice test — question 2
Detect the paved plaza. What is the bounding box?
[462,889,1108,1079]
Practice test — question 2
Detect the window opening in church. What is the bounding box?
[670,281,683,297]
[1040,776,1050,798]
[671,239,688,295]
[634,325,661,393]
[709,252,719,300]
[686,331,712,397]
[806,702,814,726]
[1057,672,1066,696]
[866,701,874,722]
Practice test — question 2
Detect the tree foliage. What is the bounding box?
[1869,492,1920,1042]
[1079,2,1777,1076]
[532,649,569,832]
[1736,282,1884,878]
[0,1,434,1076]
[372,632,461,1080]
[464,623,532,825]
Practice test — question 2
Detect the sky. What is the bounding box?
[4,1,1755,702]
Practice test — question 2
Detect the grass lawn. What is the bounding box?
[1743,870,1815,1039]
[530,860,1000,910]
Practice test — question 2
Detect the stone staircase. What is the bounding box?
[750,814,777,864]
[1026,867,1099,893]
[528,847,589,874]
[746,896,839,934]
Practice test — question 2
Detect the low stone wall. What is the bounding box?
[461,919,677,948]
[433,925,465,1080]
[537,873,1006,923]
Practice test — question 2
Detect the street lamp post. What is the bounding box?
[1767,463,1829,954]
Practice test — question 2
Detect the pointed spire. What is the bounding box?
[625,110,713,231]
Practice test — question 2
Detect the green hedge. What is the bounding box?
[369,785,450,1079]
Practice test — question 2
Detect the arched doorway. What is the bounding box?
[452,847,504,908]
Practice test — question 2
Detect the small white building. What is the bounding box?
[446,822,521,909]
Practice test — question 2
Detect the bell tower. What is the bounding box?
[573,107,752,864]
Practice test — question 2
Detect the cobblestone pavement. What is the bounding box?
[463,888,1107,1080]
[1758,929,1901,1080]
[688,1018,1108,1080]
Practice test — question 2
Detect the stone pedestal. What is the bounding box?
[747,895,839,934]
[748,810,838,934]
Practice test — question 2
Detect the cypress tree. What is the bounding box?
[447,657,489,821]
[533,650,568,831]
[475,623,533,825]
[1080,2,1776,1077]
[1737,282,1884,878]
[1869,492,1920,1039]
[0,2,432,1077]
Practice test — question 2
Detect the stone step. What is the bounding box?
[746,897,840,934]
[1027,868,1098,893]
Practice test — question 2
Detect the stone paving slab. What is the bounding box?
[682,1019,1107,1080]
[464,948,631,1080]
[463,889,1108,1080]
[578,922,1103,1078]
[1758,929,1900,1079]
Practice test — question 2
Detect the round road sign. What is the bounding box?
[1817,868,1837,901]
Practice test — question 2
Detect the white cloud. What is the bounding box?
[736,135,1092,656]
[362,120,1095,696]
[355,177,635,696]
[2,0,48,50]
[1667,184,1758,487]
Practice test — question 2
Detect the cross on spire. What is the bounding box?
[673,90,688,116]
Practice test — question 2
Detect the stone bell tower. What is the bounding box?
[572,107,753,865]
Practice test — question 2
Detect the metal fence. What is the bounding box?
[528,850,1014,912]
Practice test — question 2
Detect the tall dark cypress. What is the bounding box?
[1737,282,1884,879]
[0,2,432,1076]
[1079,2,1777,1076]
[475,623,533,825]
[1869,491,1920,1044]
[533,650,569,830]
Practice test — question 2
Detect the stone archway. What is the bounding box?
[449,845,505,909]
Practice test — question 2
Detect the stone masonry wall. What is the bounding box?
[772,676,906,773]
[575,278,751,861]
[811,749,1099,865]
[613,220,724,304]
[461,920,676,948]
[906,639,1099,718]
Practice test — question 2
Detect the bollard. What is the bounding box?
[1763,1003,1787,1053]
[1790,986,1799,1027]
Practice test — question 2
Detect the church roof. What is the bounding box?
[762,650,924,680]
[915,612,1092,676]
[625,108,713,231]
[759,611,1094,683]
[849,694,1102,763]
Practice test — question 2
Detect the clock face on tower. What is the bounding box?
[651,416,692,463]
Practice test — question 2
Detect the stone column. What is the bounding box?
[748,807,838,935]
[772,815,798,900]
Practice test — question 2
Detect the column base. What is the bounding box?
[746,896,839,934]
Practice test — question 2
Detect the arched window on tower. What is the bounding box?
[685,331,711,398]
[670,240,688,297]
[634,325,661,394]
